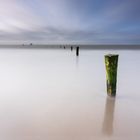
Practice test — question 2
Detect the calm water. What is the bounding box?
[0,47,140,140]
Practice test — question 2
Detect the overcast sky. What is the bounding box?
[0,0,140,44]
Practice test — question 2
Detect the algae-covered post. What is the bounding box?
[76,46,79,56]
[105,54,119,97]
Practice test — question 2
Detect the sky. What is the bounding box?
[0,0,140,44]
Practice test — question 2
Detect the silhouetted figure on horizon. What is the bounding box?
[71,46,73,51]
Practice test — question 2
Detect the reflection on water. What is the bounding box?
[76,56,79,67]
[102,97,116,136]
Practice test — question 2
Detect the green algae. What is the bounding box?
[105,54,119,97]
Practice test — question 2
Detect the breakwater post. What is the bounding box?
[105,54,119,97]
[76,46,79,56]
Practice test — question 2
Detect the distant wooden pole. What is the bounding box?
[105,54,119,97]
[71,46,73,51]
[76,46,79,56]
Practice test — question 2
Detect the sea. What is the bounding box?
[0,45,140,140]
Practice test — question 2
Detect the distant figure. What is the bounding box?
[30,43,33,46]
[76,46,79,56]
[64,46,65,49]
[71,46,73,51]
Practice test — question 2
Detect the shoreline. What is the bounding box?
[0,44,140,49]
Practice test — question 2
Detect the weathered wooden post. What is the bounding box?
[76,46,79,56]
[105,54,119,97]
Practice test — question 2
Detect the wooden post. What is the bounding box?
[105,54,119,97]
[76,46,79,56]
[71,46,73,51]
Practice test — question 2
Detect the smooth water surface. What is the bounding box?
[0,47,140,140]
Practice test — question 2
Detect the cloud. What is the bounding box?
[0,0,139,44]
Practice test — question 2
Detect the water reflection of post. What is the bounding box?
[102,97,116,136]
[76,55,79,68]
